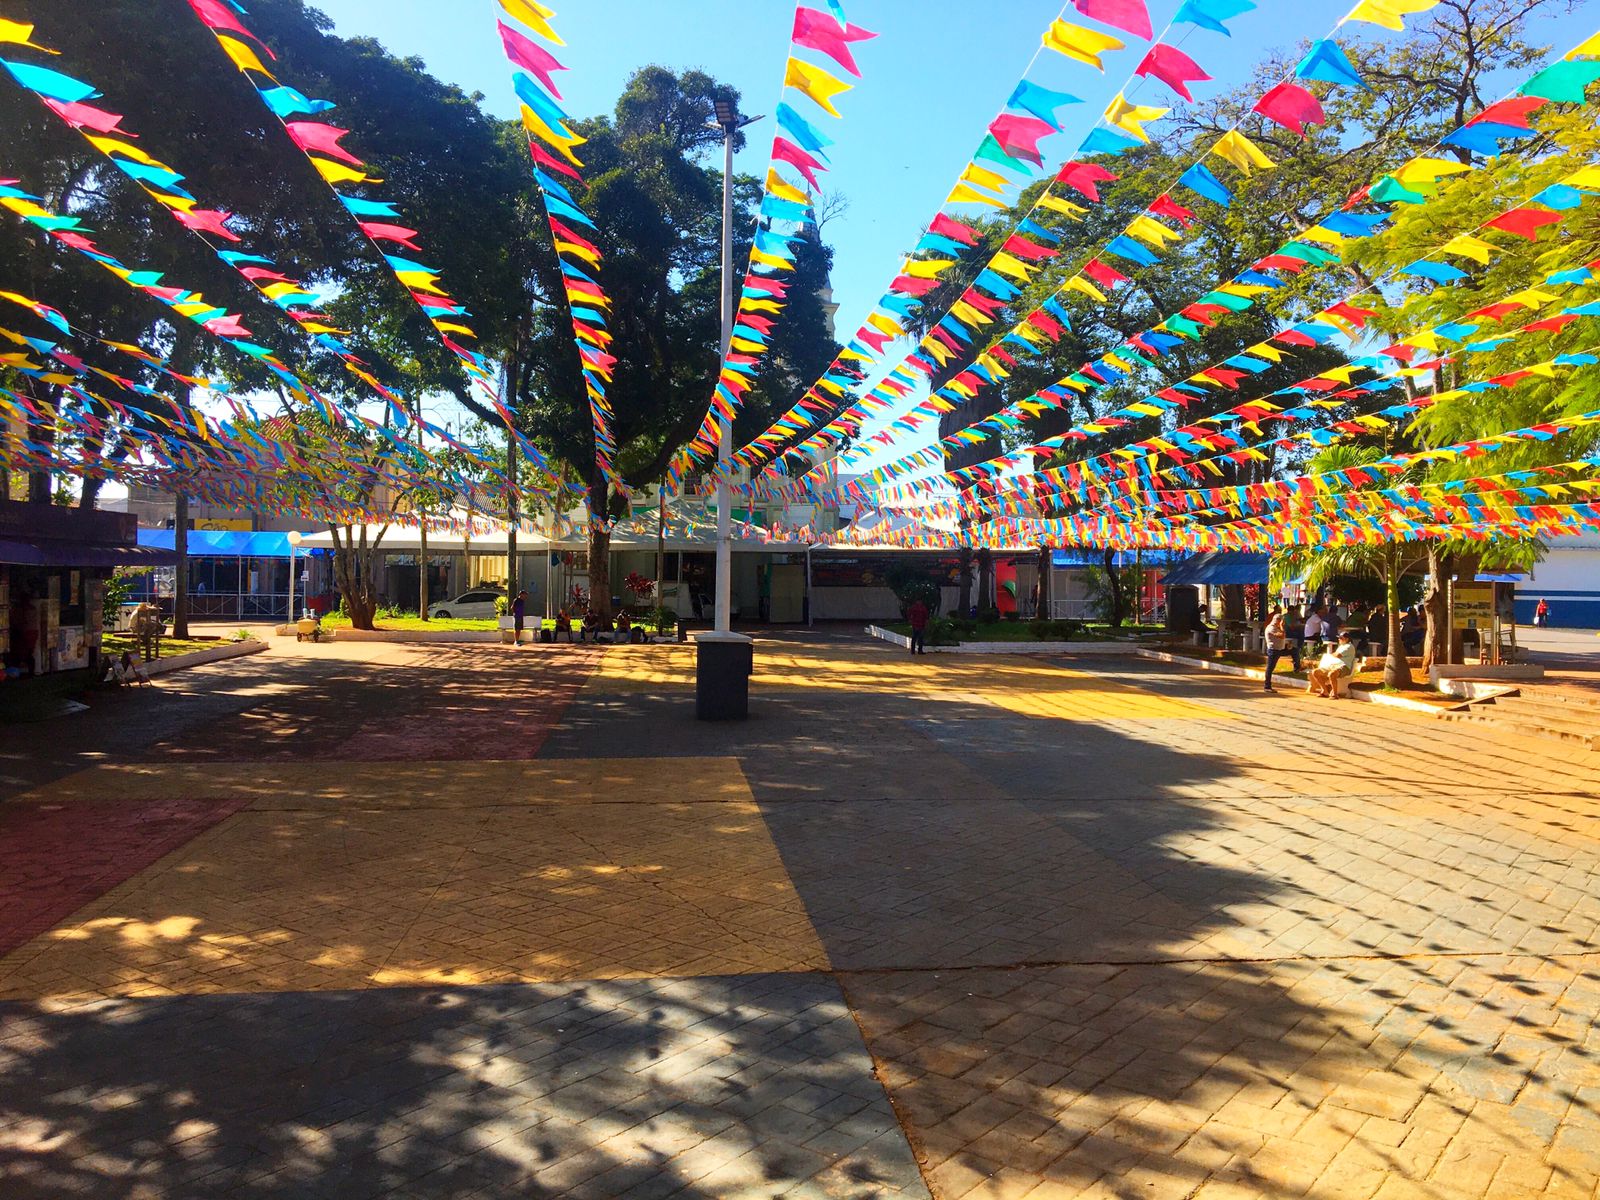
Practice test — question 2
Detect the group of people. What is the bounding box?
[1262,598,1423,697]
[508,590,647,646]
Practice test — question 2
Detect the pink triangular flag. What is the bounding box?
[499,21,567,100]
[1134,44,1212,102]
[792,8,878,78]
[988,114,1057,167]
[1253,81,1325,137]
[1071,0,1152,40]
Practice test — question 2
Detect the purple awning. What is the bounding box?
[0,538,179,567]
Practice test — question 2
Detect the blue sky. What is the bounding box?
[307,1,1588,345]
[304,0,1591,474]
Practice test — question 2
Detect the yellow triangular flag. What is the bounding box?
[1506,288,1558,309]
[521,104,585,166]
[312,158,380,185]
[1210,130,1274,174]
[1566,31,1600,59]
[946,182,1005,208]
[1394,156,1473,186]
[784,57,852,119]
[217,34,275,78]
[1038,194,1088,218]
[0,20,55,52]
[749,248,795,271]
[1562,165,1600,188]
[989,252,1035,281]
[959,162,1010,192]
[1346,0,1440,32]
[1103,93,1168,143]
[1125,215,1180,248]
[500,0,564,44]
[1062,276,1107,303]
[765,169,809,206]
[900,259,954,281]
[1442,234,1497,264]
[1042,19,1124,70]
[85,137,163,167]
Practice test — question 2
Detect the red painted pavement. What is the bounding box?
[0,796,251,957]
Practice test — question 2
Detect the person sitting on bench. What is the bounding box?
[552,608,574,643]
[1309,631,1357,698]
[579,610,603,643]
[614,610,632,644]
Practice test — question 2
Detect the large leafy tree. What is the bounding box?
[4,3,843,624]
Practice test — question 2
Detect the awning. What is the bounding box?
[138,529,298,557]
[1161,551,1270,586]
[0,537,178,567]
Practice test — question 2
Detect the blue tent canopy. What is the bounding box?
[1160,551,1270,586]
[138,529,301,558]
[1052,548,1182,569]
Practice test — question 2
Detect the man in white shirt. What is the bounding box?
[1309,631,1358,698]
[1303,605,1325,646]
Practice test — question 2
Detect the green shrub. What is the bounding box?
[1051,620,1081,641]
[493,595,509,616]
[927,618,960,646]
[978,607,1000,625]
[949,616,978,636]
[648,606,677,632]
[1028,618,1052,640]
[102,566,152,624]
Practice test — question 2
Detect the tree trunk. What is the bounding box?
[1101,547,1125,628]
[1383,544,1412,689]
[1036,544,1051,618]
[1422,546,1450,671]
[172,492,190,637]
[1220,584,1247,622]
[505,430,519,593]
[419,521,429,619]
[329,523,383,630]
[25,400,51,503]
[977,548,993,616]
[588,474,612,620]
[957,545,973,616]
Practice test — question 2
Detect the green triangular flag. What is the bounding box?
[1519,59,1600,104]
[1369,176,1426,205]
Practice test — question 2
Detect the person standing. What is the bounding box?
[511,590,528,646]
[1535,597,1550,628]
[1263,608,1290,692]
[907,598,930,656]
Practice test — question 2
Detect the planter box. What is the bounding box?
[143,639,267,676]
[865,626,1136,654]
[1429,664,1545,685]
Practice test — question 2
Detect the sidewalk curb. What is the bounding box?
[143,639,267,677]
[1129,648,1448,714]
[865,625,1149,654]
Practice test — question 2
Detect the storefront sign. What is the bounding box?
[1453,584,1494,630]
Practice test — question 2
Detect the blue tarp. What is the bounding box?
[1160,551,1271,586]
[1052,549,1182,569]
[138,529,299,558]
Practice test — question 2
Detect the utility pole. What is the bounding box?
[172,491,189,637]
[696,98,760,720]
[506,428,518,594]
[416,400,429,619]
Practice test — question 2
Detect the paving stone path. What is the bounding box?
[1,634,1597,1198]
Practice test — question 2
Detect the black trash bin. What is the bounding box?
[695,632,753,720]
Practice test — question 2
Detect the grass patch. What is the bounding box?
[318,614,496,632]
[103,633,223,659]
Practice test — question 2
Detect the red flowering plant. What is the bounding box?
[623,572,655,609]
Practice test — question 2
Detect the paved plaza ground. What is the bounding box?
[1,632,1598,1199]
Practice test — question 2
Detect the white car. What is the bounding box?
[427,589,504,620]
